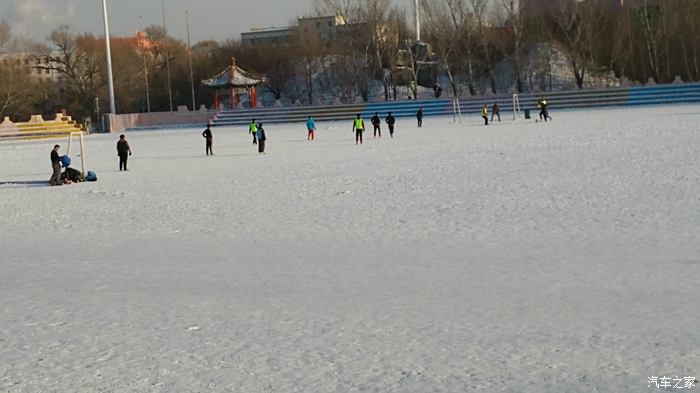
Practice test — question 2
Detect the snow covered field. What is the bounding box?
[1,105,698,392]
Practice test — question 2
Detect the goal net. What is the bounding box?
[66,132,87,175]
[452,98,463,123]
[513,94,522,120]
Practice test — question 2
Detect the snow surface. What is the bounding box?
[1,105,699,392]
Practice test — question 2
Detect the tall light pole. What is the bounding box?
[102,0,116,114]
[139,15,151,113]
[162,1,174,112]
[415,0,421,41]
[186,11,196,111]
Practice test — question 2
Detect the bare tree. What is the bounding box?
[443,0,478,95]
[0,20,10,47]
[422,0,461,96]
[609,9,634,82]
[313,0,354,19]
[39,26,105,113]
[385,9,409,100]
[497,0,527,92]
[0,23,38,118]
[361,0,395,101]
[548,0,601,89]
[679,0,700,81]
[636,0,663,82]
[470,0,497,93]
[291,33,327,105]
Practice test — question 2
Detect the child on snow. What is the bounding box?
[307,116,316,141]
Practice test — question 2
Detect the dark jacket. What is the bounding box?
[416,109,424,119]
[371,115,381,126]
[202,128,212,139]
[51,150,60,165]
[386,115,396,126]
[117,140,131,156]
[257,127,266,141]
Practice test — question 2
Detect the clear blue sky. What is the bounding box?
[1,0,325,44]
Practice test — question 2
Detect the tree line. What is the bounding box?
[0,0,698,121]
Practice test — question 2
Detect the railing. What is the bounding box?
[211,83,700,127]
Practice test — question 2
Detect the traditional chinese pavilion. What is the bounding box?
[202,57,266,111]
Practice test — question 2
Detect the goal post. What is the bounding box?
[513,93,522,120]
[66,132,87,175]
[452,98,463,123]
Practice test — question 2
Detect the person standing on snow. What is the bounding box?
[117,134,132,171]
[353,114,365,145]
[257,123,267,154]
[49,144,62,186]
[481,104,489,126]
[538,98,551,122]
[416,106,424,128]
[249,119,258,145]
[202,123,213,156]
[491,102,501,122]
[371,112,382,138]
[307,116,316,141]
[386,112,396,138]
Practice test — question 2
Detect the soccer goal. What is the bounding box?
[452,98,463,123]
[66,132,87,175]
[512,94,522,120]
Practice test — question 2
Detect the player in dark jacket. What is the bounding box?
[202,124,213,156]
[386,112,396,138]
[257,123,267,154]
[117,135,132,171]
[49,145,62,186]
[491,103,501,122]
[416,106,424,127]
[371,112,381,138]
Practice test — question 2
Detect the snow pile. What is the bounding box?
[1,105,698,392]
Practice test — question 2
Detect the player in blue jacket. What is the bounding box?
[306,116,316,141]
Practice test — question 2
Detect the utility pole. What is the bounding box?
[162,1,174,112]
[415,0,421,41]
[186,11,196,111]
[139,15,151,113]
[101,0,116,114]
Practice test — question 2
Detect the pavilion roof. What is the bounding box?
[202,63,266,89]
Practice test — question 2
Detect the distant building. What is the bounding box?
[523,0,659,15]
[0,51,64,84]
[298,14,348,42]
[241,14,354,47]
[241,26,299,46]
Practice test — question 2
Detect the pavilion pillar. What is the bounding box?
[231,89,236,111]
[214,91,219,113]
[250,87,257,108]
